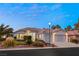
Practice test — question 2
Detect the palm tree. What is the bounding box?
[0,24,13,41]
[65,25,72,31]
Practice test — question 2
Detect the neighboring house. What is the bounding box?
[67,30,79,42]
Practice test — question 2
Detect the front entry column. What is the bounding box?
[52,33,56,44]
[66,33,68,42]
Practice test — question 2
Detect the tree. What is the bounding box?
[23,36,28,41]
[65,25,72,31]
[56,25,61,29]
[74,18,79,30]
[0,24,13,41]
[24,36,33,45]
[51,25,61,29]
[51,25,55,29]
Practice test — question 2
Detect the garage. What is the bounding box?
[52,31,68,43]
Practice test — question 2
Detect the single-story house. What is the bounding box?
[38,28,68,44]
[13,27,69,44]
[52,29,68,43]
[67,30,79,42]
[13,27,42,42]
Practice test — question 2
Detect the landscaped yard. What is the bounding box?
[0,37,57,49]
[0,36,55,49]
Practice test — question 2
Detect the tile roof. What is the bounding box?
[14,27,66,35]
[14,27,42,34]
[67,30,79,35]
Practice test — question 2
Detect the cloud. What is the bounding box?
[29,4,38,10]
[17,4,62,15]
[53,14,70,20]
[25,4,49,13]
[51,4,62,11]
[12,4,63,19]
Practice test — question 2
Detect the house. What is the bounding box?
[67,30,79,42]
[38,28,52,43]
[52,29,68,43]
[38,28,68,44]
[13,27,69,44]
[13,27,42,42]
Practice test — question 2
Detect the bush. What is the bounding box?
[25,36,33,45]
[52,44,57,47]
[2,38,26,48]
[2,37,15,48]
[0,38,5,41]
[70,39,79,44]
[32,40,46,47]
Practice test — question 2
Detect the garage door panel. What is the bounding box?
[55,35,66,42]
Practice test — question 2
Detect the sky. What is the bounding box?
[0,3,79,31]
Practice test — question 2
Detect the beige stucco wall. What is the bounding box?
[37,32,69,44]
[51,33,56,44]
[38,34,44,40]
[15,30,69,44]
[16,30,36,41]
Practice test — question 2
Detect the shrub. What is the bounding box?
[0,38,5,41]
[25,36,33,45]
[32,40,46,47]
[70,39,79,44]
[23,36,27,41]
[2,37,15,48]
[2,38,26,48]
[52,44,57,47]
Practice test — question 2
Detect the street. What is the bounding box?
[0,47,79,56]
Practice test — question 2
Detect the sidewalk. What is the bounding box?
[54,42,79,47]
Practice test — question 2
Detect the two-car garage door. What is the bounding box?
[53,32,67,43]
[55,34,66,42]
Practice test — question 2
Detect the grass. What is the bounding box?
[15,41,26,45]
